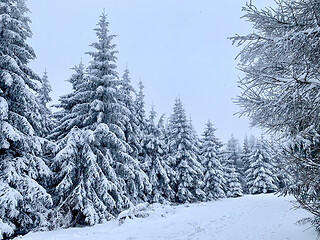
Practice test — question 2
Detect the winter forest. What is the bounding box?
[0,0,319,239]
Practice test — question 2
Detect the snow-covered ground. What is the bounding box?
[16,194,317,240]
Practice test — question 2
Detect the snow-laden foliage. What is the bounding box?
[0,218,13,240]
[245,138,278,194]
[200,121,226,200]
[0,1,52,238]
[37,70,54,137]
[240,135,251,193]
[240,135,258,193]
[264,139,291,193]
[119,67,142,159]
[142,106,174,203]
[0,156,52,229]
[50,12,151,227]
[37,70,52,111]
[135,80,147,132]
[231,0,320,230]
[0,0,294,237]
[117,202,149,224]
[231,1,320,138]
[50,61,88,141]
[223,135,243,198]
[167,98,205,203]
[52,126,129,227]
[85,12,151,203]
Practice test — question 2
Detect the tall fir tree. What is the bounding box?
[142,105,173,203]
[134,79,149,173]
[240,135,251,193]
[119,66,142,159]
[50,12,151,227]
[245,137,278,194]
[37,70,52,110]
[224,135,243,198]
[167,98,205,203]
[135,79,147,132]
[200,121,226,200]
[37,70,53,137]
[0,0,52,237]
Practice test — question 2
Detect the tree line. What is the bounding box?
[0,1,287,239]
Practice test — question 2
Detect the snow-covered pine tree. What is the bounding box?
[85,12,151,203]
[224,135,243,198]
[200,121,226,200]
[245,137,278,194]
[240,135,251,193]
[158,113,169,155]
[157,112,176,201]
[189,117,199,145]
[37,70,54,137]
[188,117,202,159]
[167,98,205,203]
[119,66,142,159]
[133,79,150,179]
[135,79,147,133]
[51,12,151,227]
[37,70,52,113]
[142,105,173,203]
[0,0,52,237]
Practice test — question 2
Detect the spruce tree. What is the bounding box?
[51,12,151,227]
[142,106,173,203]
[119,66,142,159]
[167,98,205,203]
[240,135,251,193]
[200,121,226,200]
[0,0,52,237]
[224,135,243,198]
[135,80,147,132]
[37,70,53,137]
[134,79,149,177]
[246,137,278,194]
[37,70,52,111]
[85,12,151,203]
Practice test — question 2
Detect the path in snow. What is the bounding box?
[17,194,317,240]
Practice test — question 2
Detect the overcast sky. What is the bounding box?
[27,0,275,143]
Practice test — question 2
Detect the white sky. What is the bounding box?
[27,0,275,143]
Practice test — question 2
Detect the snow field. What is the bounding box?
[16,194,317,240]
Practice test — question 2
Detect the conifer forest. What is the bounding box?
[0,0,319,239]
